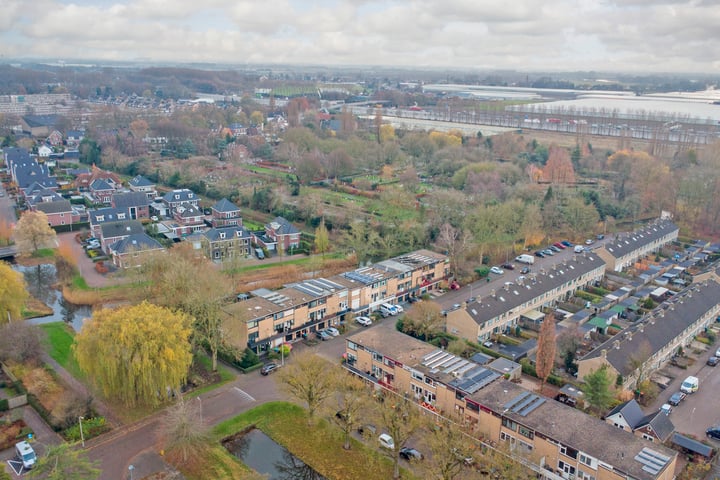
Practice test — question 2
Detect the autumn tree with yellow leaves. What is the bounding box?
[0,260,29,323]
[13,211,57,255]
[74,302,193,407]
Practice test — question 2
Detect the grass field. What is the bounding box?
[213,402,411,480]
[39,322,84,379]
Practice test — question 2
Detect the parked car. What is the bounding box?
[260,362,280,375]
[355,316,373,326]
[490,266,504,275]
[553,242,566,249]
[585,239,594,245]
[542,249,555,256]
[707,356,719,367]
[668,391,686,406]
[357,424,377,435]
[707,426,720,440]
[393,304,404,313]
[549,245,562,253]
[659,404,672,415]
[325,327,340,337]
[501,263,515,270]
[378,433,395,450]
[534,251,545,258]
[14,441,36,470]
[716,347,720,357]
[520,266,531,274]
[399,447,424,461]
[316,330,331,341]
[561,240,573,247]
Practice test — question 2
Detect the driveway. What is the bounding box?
[56,231,115,288]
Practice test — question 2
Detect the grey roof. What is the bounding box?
[266,216,300,235]
[212,198,240,213]
[112,191,149,209]
[35,199,72,214]
[672,433,714,457]
[469,381,676,480]
[128,175,154,187]
[607,399,646,428]
[601,220,678,260]
[89,207,130,224]
[639,411,675,442]
[23,114,60,128]
[469,352,494,365]
[460,254,606,325]
[177,205,203,218]
[204,226,250,242]
[100,220,144,239]
[486,357,521,375]
[66,130,84,139]
[90,178,114,191]
[27,188,63,205]
[582,280,720,375]
[3,146,32,165]
[11,161,57,190]
[558,384,584,399]
[109,233,163,254]
[493,339,536,361]
[163,189,197,203]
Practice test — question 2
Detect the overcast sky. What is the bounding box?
[2,0,719,73]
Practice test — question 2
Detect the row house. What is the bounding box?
[220,249,448,353]
[4,147,58,196]
[89,207,134,238]
[331,249,448,315]
[577,279,720,390]
[162,189,199,215]
[200,226,251,262]
[89,179,115,205]
[211,198,242,228]
[344,328,677,480]
[127,175,157,201]
[111,192,150,220]
[27,188,75,226]
[596,219,679,272]
[170,204,205,236]
[108,233,164,269]
[445,253,606,345]
[252,216,300,254]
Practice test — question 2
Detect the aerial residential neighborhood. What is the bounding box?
[2,61,720,480]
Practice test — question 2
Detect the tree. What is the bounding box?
[26,443,100,480]
[421,419,477,480]
[0,260,29,322]
[535,313,556,394]
[0,321,42,363]
[376,395,423,479]
[331,374,367,450]
[626,340,653,389]
[73,301,193,407]
[278,352,338,423]
[542,144,575,184]
[582,365,614,412]
[401,301,443,341]
[314,219,330,258]
[13,211,57,255]
[161,398,210,466]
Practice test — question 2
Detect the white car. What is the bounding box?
[716,348,720,357]
[325,327,340,337]
[378,433,395,450]
[393,304,404,313]
[356,316,373,326]
[490,267,504,275]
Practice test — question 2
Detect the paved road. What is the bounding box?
[0,184,17,228]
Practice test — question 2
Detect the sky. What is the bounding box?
[2,0,720,73]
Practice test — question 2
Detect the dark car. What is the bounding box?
[501,263,515,270]
[399,447,424,461]
[707,356,719,367]
[260,362,280,376]
[534,251,545,258]
[668,391,686,406]
[707,426,720,440]
[520,266,531,274]
[357,424,377,435]
[561,240,573,247]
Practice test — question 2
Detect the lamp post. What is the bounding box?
[128,464,134,480]
[78,416,85,447]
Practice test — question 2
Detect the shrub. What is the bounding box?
[0,399,8,412]
[63,416,108,442]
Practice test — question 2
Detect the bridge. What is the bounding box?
[0,245,18,259]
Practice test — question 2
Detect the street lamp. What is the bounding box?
[78,416,85,447]
[128,464,134,480]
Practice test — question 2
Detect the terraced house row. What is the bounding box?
[345,327,677,480]
[220,249,449,353]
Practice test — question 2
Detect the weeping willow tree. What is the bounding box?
[73,301,193,407]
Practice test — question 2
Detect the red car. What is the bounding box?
[553,242,567,249]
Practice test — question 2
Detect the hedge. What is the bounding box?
[0,399,8,412]
[520,359,564,387]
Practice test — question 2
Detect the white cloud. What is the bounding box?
[0,0,717,73]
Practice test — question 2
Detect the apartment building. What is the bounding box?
[596,220,679,272]
[445,253,606,345]
[220,249,448,353]
[577,279,720,389]
[344,328,677,480]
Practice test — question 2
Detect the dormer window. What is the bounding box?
[220,232,226,239]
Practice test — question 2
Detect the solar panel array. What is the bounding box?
[421,349,500,394]
[503,391,546,417]
[343,270,378,285]
[292,278,344,298]
[634,447,671,475]
[449,368,500,394]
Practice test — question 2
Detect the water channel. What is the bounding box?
[225,428,326,480]
[15,263,92,332]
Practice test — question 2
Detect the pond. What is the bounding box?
[225,428,326,480]
[14,263,92,332]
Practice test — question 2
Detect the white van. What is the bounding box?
[380,303,398,317]
[515,254,535,265]
[574,245,585,253]
[680,375,699,394]
[15,441,36,469]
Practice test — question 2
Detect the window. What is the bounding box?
[559,445,578,459]
[347,341,357,351]
[372,352,383,362]
[247,320,258,329]
[518,426,534,439]
[411,371,424,381]
[518,441,533,453]
[558,461,576,476]
[502,418,518,431]
[642,434,654,442]
[579,453,597,469]
[578,470,595,480]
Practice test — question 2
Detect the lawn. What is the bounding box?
[213,402,414,480]
[39,322,84,379]
[184,352,236,398]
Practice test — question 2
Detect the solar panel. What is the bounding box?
[518,397,545,416]
[343,271,376,284]
[634,448,670,476]
[511,394,538,414]
[503,391,532,411]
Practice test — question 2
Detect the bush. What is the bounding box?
[0,399,8,412]
[63,416,109,442]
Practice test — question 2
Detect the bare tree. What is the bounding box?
[279,352,338,424]
[161,398,210,465]
[535,313,556,394]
